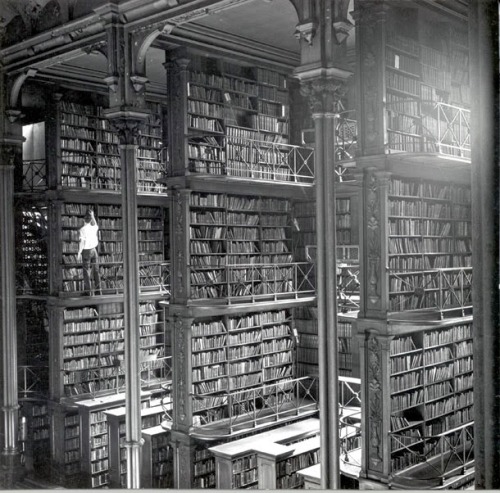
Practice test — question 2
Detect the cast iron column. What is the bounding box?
[0,116,23,485]
[107,115,147,489]
[470,0,500,488]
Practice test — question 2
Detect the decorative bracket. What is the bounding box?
[104,75,119,93]
[129,75,149,93]
[333,19,354,44]
[5,109,23,123]
[294,21,317,46]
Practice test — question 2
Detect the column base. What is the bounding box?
[0,451,25,488]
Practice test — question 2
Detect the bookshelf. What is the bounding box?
[21,401,50,474]
[55,99,167,193]
[193,444,217,488]
[209,417,320,489]
[59,101,120,190]
[63,410,81,477]
[166,49,319,489]
[295,306,359,382]
[59,299,167,399]
[141,425,173,488]
[184,57,292,181]
[274,435,320,489]
[381,5,471,158]
[105,405,164,488]
[387,175,472,313]
[186,191,294,301]
[59,203,167,296]
[137,101,167,193]
[75,393,151,488]
[389,318,473,473]
[191,309,296,426]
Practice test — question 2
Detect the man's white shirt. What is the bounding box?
[79,223,99,250]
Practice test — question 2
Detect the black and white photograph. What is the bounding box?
[0,0,497,490]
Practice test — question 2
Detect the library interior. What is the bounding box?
[0,0,497,490]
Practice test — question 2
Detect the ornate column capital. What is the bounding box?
[299,76,349,115]
[106,114,148,146]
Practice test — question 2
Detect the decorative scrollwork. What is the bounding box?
[174,315,186,422]
[367,333,383,470]
[366,170,381,306]
[174,190,185,297]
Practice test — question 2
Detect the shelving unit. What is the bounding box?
[137,101,167,193]
[60,203,167,296]
[141,425,173,488]
[209,417,320,489]
[188,192,294,301]
[191,310,296,425]
[105,405,164,488]
[63,410,81,477]
[274,435,320,489]
[388,176,472,313]
[185,58,291,181]
[75,393,151,488]
[389,318,473,473]
[21,401,51,474]
[193,445,217,488]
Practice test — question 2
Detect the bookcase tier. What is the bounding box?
[388,318,473,473]
[57,299,168,399]
[54,100,167,193]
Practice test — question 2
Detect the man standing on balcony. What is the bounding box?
[78,209,101,296]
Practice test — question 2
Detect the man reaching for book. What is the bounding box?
[78,209,101,295]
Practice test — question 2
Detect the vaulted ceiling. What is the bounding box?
[1,0,469,100]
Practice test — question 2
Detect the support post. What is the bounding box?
[0,91,24,487]
[107,116,148,489]
[469,0,500,489]
[97,2,158,487]
[297,74,351,489]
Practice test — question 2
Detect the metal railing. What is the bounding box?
[189,261,316,303]
[432,103,471,159]
[390,421,474,485]
[140,355,172,391]
[339,376,361,410]
[190,376,318,435]
[339,377,362,471]
[60,261,170,296]
[21,159,47,192]
[225,137,315,183]
[18,365,49,399]
[387,101,470,160]
[389,267,472,315]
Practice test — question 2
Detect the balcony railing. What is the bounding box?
[190,376,318,437]
[140,355,172,390]
[339,377,362,475]
[387,101,471,160]
[390,421,474,488]
[21,159,47,192]
[21,156,168,193]
[18,365,49,399]
[189,261,316,303]
[389,267,472,315]
[225,137,315,183]
[426,102,471,159]
[60,261,170,296]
